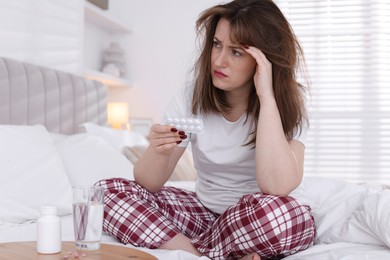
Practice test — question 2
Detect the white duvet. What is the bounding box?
[284,177,390,259]
[300,178,390,248]
[1,178,390,259]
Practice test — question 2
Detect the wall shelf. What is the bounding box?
[83,69,131,88]
[84,2,132,33]
[83,1,132,88]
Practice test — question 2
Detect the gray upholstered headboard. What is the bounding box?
[0,57,107,134]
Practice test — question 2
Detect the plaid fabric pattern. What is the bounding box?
[96,178,315,259]
[191,193,315,259]
[95,178,217,248]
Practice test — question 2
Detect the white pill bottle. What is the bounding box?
[37,206,62,254]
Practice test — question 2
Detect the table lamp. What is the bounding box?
[107,102,129,129]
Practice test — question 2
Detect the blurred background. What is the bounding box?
[0,0,389,183]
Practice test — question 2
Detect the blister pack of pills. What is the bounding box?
[162,116,204,133]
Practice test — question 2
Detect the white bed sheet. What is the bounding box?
[1,179,390,260]
[2,218,390,260]
[284,242,390,260]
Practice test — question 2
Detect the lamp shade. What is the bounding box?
[107,102,129,129]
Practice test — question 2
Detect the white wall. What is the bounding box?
[106,0,222,123]
[0,0,223,124]
[0,0,83,73]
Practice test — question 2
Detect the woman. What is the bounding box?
[96,0,315,259]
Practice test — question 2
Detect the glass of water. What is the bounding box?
[72,186,104,250]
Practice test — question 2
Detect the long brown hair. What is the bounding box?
[192,0,309,146]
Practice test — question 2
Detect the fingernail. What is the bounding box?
[178,131,185,135]
[171,128,178,132]
[180,135,187,139]
[176,141,182,144]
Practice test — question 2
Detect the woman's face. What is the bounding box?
[211,18,256,93]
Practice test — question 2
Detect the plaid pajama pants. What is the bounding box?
[95,178,315,259]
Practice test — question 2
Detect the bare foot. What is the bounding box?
[158,233,202,256]
[239,252,261,260]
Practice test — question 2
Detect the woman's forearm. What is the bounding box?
[255,98,302,196]
[134,145,185,193]
[134,124,186,193]
[134,146,173,193]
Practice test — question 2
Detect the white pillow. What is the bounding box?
[81,123,149,151]
[53,133,134,186]
[0,125,72,224]
[302,177,390,247]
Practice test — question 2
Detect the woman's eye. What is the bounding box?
[213,41,221,48]
[232,49,242,56]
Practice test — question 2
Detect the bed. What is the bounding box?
[0,56,389,259]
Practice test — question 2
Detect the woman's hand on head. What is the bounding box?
[244,46,274,100]
[148,124,186,156]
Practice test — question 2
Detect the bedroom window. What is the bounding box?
[275,0,390,183]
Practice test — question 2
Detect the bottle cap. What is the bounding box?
[40,206,57,215]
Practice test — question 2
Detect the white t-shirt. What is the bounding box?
[163,83,308,214]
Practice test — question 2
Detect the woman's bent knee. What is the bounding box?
[239,193,315,256]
